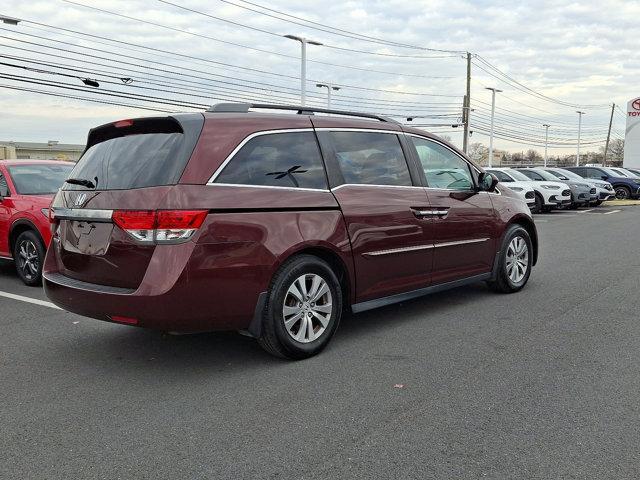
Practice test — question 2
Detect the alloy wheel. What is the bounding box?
[615,187,630,200]
[505,236,529,284]
[282,273,333,343]
[17,239,39,281]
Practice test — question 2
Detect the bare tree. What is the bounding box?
[468,142,488,165]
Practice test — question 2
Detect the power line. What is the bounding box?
[473,56,611,110]
[2,23,461,99]
[60,0,456,79]
[157,0,465,56]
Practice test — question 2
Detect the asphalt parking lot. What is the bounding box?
[1,206,640,479]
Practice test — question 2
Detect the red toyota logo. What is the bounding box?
[633,99,640,110]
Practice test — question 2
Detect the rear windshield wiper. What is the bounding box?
[65,177,96,189]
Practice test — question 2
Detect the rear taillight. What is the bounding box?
[112,210,207,244]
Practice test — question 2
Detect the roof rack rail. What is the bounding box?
[206,103,399,124]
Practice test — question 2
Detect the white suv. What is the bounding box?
[486,168,571,213]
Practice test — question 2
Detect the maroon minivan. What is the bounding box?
[44,104,538,359]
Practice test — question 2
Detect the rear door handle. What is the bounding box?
[412,208,448,219]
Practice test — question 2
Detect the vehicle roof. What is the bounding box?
[0,159,75,167]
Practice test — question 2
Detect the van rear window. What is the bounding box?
[67,117,190,190]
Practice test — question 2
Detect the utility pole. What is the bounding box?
[603,103,615,166]
[486,87,502,168]
[543,124,550,167]
[462,52,471,154]
[576,111,585,166]
[316,83,340,108]
[284,35,323,106]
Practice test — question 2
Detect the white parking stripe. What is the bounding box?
[579,209,594,213]
[0,290,61,310]
[604,209,621,215]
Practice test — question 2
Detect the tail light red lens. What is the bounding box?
[156,210,208,229]
[111,210,208,244]
[112,210,156,230]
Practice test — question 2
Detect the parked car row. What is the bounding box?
[485,166,622,213]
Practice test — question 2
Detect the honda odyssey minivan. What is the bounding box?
[44,104,538,359]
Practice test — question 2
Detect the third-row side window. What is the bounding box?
[215,131,328,190]
[329,131,412,186]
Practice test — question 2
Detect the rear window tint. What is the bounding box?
[215,131,327,190]
[68,132,184,190]
[329,131,411,186]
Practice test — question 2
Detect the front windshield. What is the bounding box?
[550,169,583,181]
[618,168,640,178]
[610,168,629,177]
[602,167,626,177]
[507,169,532,181]
[8,164,74,195]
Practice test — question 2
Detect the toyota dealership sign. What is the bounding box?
[624,97,640,168]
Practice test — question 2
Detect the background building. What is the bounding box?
[0,140,84,162]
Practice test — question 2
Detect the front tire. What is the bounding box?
[258,255,342,359]
[13,231,45,286]
[487,225,533,294]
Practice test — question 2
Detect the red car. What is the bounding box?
[0,160,74,285]
[44,104,538,359]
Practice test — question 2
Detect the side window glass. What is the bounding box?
[487,170,512,182]
[0,174,8,197]
[329,131,412,186]
[520,170,543,181]
[215,132,327,190]
[586,169,600,179]
[411,137,473,190]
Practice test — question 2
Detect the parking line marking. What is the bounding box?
[604,209,621,215]
[0,290,61,310]
[579,209,594,213]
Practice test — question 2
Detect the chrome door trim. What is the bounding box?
[433,238,489,249]
[363,244,434,257]
[52,208,113,222]
[211,183,330,193]
[207,128,315,184]
[330,183,423,192]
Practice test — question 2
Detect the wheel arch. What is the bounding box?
[507,215,538,266]
[276,244,354,308]
[9,219,45,255]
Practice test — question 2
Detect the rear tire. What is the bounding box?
[615,186,630,200]
[487,225,533,294]
[258,255,342,360]
[594,200,603,206]
[13,230,45,286]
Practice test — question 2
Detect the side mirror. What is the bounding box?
[478,172,498,192]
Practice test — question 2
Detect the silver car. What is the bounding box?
[543,167,614,206]
[518,167,592,209]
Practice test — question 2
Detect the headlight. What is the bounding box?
[541,185,560,190]
[634,180,640,185]
[41,208,49,218]
[510,187,524,192]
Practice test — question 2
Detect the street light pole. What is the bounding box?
[284,35,323,106]
[486,87,502,167]
[316,83,340,108]
[543,124,550,167]
[576,111,585,166]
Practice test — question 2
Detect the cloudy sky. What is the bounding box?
[0,0,636,154]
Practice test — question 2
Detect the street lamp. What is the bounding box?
[485,87,502,167]
[576,111,585,166]
[543,124,550,167]
[284,35,323,107]
[0,15,20,25]
[316,82,340,108]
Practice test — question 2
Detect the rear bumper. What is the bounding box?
[43,241,263,332]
